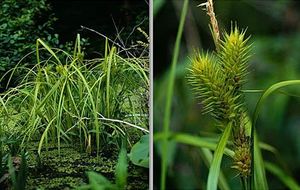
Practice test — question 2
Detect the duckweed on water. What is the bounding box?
[26,144,148,189]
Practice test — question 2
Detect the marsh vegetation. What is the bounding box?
[0,1,149,189]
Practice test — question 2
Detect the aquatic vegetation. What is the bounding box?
[7,151,27,190]
[0,34,149,157]
[0,30,149,189]
[77,148,128,190]
[0,151,27,190]
[22,143,148,190]
[129,134,149,168]
[0,0,149,189]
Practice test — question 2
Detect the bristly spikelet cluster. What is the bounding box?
[188,53,222,116]
[188,26,252,177]
[188,52,243,124]
[219,26,251,92]
[188,27,251,122]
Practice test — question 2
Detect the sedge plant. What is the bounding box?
[0,34,149,158]
[156,0,300,190]
[187,1,300,190]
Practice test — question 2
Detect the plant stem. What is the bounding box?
[241,176,249,190]
[160,0,189,189]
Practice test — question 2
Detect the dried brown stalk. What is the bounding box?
[198,0,220,51]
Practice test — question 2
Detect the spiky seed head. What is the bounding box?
[188,52,244,124]
[191,52,215,73]
[219,25,251,92]
[188,52,221,118]
[232,142,251,177]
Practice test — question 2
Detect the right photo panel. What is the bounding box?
[153,0,300,189]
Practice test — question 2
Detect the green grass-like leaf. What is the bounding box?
[253,132,268,190]
[36,38,62,65]
[265,162,300,190]
[170,133,234,158]
[201,148,231,190]
[115,148,128,189]
[160,0,189,189]
[253,80,300,127]
[207,123,232,190]
[38,117,56,155]
[252,80,300,189]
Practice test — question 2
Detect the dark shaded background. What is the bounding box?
[154,0,300,189]
[50,0,148,57]
[154,0,300,77]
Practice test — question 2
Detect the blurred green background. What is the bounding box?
[154,0,300,189]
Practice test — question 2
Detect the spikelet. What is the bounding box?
[219,25,251,93]
[232,144,251,177]
[188,52,243,123]
[232,125,251,177]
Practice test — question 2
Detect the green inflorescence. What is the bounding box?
[188,25,252,177]
[219,27,251,91]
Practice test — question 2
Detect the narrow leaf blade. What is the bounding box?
[201,148,230,190]
[207,123,232,190]
[253,132,268,190]
[265,162,300,190]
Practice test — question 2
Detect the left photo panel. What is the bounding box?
[0,0,149,189]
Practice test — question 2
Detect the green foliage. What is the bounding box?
[251,80,300,190]
[154,1,300,189]
[128,134,149,168]
[0,35,149,156]
[0,0,59,75]
[115,148,128,189]
[253,133,268,190]
[200,148,230,190]
[77,148,128,190]
[82,172,114,190]
[160,1,189,190]
[207,123,232,190]
[265,162,300,190]
[7,151,28,190]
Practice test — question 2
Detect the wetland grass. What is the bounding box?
[0,33,149,189]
